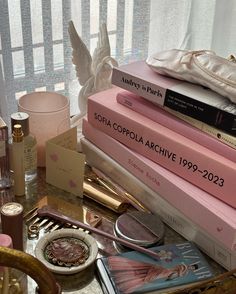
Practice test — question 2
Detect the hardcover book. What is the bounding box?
[116,90,236,163]
[112,61,236,136]
[81,137,236,270]
[82,119,236,253]
[96,241,214,294]
[166,108,236,150]
[87,87,236,208]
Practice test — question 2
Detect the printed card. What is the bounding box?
[46,127,85,197]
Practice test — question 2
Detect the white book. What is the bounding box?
[81,137,236,270]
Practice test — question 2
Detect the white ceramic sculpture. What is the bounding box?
[68,21,118,127]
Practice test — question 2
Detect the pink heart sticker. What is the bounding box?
[69,179,77,188]
[50,153,58,162]
[217,227,223,232]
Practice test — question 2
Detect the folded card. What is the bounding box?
[46,127,85,197]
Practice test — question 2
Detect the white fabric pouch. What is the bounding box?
[146,49,236,103]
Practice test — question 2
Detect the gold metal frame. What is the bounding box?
[0,246,61,294]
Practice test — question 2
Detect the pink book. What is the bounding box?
[82,118,236,252]
[116,90,236,163]
[87,87,236,208]
[112,61,236,136]
[81,136,236,270]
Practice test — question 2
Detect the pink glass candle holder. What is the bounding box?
[18,91,70,167]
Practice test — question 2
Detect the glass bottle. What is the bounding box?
[12,125,25,196]
[0,117,11,189]
[10,112,37,182]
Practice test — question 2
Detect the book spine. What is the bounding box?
[112,67,236,136]
[87,95,236,208]
[81,136,236,270]
[117,91,236,163]
[157,204,236,271]
[164,89,236,134]
[166,108,236,150]
[112,67,167,106]
[82,119,236,252]
[96,259,117,294]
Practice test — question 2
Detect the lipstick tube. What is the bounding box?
[0,202,24,251]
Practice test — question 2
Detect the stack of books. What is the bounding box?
[81,60,236,271]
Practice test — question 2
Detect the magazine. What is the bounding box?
[96,241,214,294]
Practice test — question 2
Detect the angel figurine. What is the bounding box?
[68,21,118,127]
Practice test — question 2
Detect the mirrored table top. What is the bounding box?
[0,168,225,293]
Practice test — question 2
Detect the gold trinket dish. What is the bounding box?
[35,228,98,275]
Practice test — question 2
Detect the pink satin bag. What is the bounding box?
[146,49,236,103]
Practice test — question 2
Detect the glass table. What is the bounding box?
[0,168,225,293]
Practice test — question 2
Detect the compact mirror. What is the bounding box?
[114,211,165,248]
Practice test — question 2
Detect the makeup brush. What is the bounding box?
[37,205,161,261]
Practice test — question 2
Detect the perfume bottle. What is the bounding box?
[11,112,37,182]
[0,117,11,189]
[12,125,25,196]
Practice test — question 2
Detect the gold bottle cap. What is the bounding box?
[12,124,24,143]
[11,112,29,136]
[0,202,23,216]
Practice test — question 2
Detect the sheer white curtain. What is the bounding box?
[149,0,236,56]
[0,0,236,127]
[0,60,9,125]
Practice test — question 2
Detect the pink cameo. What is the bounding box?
[44,237,89,267]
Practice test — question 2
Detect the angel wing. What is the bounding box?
[68,21,93,85]
[91,23,111,74]
[68,21,118,128]
[94,56,118,91]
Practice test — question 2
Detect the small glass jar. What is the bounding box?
[0,234,12,294]
[0,117,11,189]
